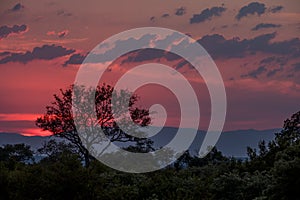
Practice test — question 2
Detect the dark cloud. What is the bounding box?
[0,25,27,39]
[242,55,287,78]
[121,33,298,61]
[251,23,281,31]
[64,49,176,67]
[175,60,190,70]
[268,38,300,58]
[0,52,10,57]
[63,44,180,68]
[11,3,24,12]
[236,2,266,20]
[198,34,247,58]
[198,32,300,59]
[269,5,283,13]
[175,7,186,16]
[123,48,181,64]
[77,34,157,65]
[260,56,276,64]
[161,13,170,18]
[63,33,181,66]
[63,53,86,66]
[121,49,165,64]
[241,66,266,78]
[185,33,192,37]
[292,63,300,72]
[60,31,300,73]
[190,6,226,24]
[114,32,299,66]
[0,44,75,64]
[266,67,283,77]
[150,16,155,22]
[260,56,287,66]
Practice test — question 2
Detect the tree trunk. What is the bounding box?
[84,151,90,168]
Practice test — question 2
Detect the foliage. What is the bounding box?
[36,84,151,167]
[0,143,34,165]
[2,108,298,199]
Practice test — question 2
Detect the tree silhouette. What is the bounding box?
[36,84,152,167]
[246,111,300,198]
[247,111,300,169]
[0,143,34,163]
[1,110,299,199]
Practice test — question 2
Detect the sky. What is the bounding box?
[0,0,299,136]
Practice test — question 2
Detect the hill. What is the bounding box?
[0,127,281,157]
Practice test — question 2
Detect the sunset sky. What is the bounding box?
[0,0,299,136]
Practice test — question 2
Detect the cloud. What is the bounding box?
[0,24,27,39]
[251,23,281,31]
[63,53,86,66]
[0,52,10,57]
[198,32,300,59]
[268,5,283,13]
[175,7,186,16]
[221,25,228,29]
[110,32,299,67]
[266,66,283,77]
[120,49,181,66]
[11,3,24,12]
[260,56,287,66]
[150,16,155,22]
[87,34,158,63]
[257,56,286,77]
[236,2,266,20]
[241,56,287,78]
[190,6,226,24]
[241,66,267,78]
[64,49,179,67]
[58,30,69,38]
[0,44,75,64]
[198,34,250,58]
[47,30,69,38]
[292,63,300,72]
[65,33,158,66]
[161,13,170,18]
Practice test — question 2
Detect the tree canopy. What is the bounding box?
[36,84,152,167]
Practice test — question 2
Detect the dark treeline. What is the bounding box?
[0,111,299,200]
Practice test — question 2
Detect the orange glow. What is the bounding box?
[20,128,52,137]
[0,113,41,121]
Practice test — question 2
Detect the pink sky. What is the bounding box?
[0,0,299,136]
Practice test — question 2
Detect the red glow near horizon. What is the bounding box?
[20,128,52,137]
[0,113,41,121]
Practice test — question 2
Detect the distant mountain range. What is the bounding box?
[0,127,281,157]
